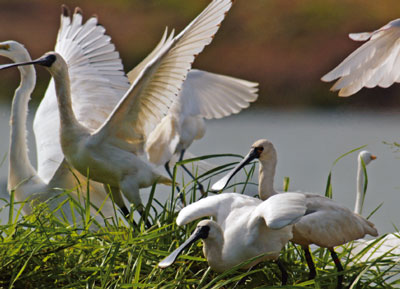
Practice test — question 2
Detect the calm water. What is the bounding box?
[1,105,399,235]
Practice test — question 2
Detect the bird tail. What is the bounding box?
[145,114,180,166]
[364,218,379,237]
[157,175,175,186]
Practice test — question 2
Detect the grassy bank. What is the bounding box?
[0,155,399,288]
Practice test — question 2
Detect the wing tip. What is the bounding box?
[61,4,70,17]
[74,7,83,15]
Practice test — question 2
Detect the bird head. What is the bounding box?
[0,41,31,63]
[212,138,276,191]
[359,150,377,166]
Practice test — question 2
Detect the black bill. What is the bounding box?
[0,54,56,70]
[211,147,259,191]
[158,225,210,268]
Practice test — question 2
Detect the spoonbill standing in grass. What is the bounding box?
[349,151,400,263]
[321,19,400,96]
[158,192,308,285]
[212,139,378,289]
[0,40,123,224]
[0,0,236,225]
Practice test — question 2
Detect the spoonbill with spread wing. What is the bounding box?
[158,192,307,285]
[212,139,378,288]
[0,39,122,224]
[145,69,258,193]
[0,0,236,224]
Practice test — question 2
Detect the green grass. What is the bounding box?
[0,153,399,288]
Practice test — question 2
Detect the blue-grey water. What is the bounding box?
[1,105,399,236]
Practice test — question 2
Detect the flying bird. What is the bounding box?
[321,19,400,96]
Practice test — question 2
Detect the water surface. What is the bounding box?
[1,105,399,235]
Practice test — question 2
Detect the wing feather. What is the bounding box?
[322,19,400,96]
[176,193,260,226]
[93,0,233,145]
[177,69,258,119]
[250,193,307,230]
[33,7,129,182]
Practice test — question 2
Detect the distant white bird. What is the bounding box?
[354,150,376,215]
[212,139,378,289]
[347,151,400,263]
[158,192,307,285]
[321,19,400,96]
[0,0,235,225]
[0,40,121,224]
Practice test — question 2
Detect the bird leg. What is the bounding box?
[179,149,206,195]
[164,161,186,207]
[137,206,152,229]
[302,245,316,280]
[103,184,131,217]
[120,205,130,217]
[275,259,288,285]
[329,248,343,289]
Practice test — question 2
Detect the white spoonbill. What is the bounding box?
[145,69,259,192]
[348,152,400,263]
[158,192,308,285]
[212,139,378,289]
[0,40,122,224]
[0,0,234,224]
[321,19,400,96]
[36,4,257,211]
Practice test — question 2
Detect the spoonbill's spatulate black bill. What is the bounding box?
[158,225,210,268]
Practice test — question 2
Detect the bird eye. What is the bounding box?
[0,44,10,51]
[256,147,264,152]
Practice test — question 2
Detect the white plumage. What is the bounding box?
[0,41,121,225]
[145,69,259,166]
[354,150,376,215]
[321,19,400,96]
[159,192,307,284]
[212,139,378,288]
[345,151,400,263]
[0,0,238,222]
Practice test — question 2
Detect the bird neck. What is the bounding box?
[355,158,365,214]
[51,66,88,145]
[53,69,79,128]
[258,157,278,200]
[202,231,225,272]
[8,64,37,191]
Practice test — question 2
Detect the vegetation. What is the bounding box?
[0,154,399,288]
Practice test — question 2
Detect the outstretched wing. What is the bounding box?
[177,69,258,119]
[34,6,129,182]
[92,0,233,146]
[249,192,307,230]
[321,19,400,97]
[176,193,260,226]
